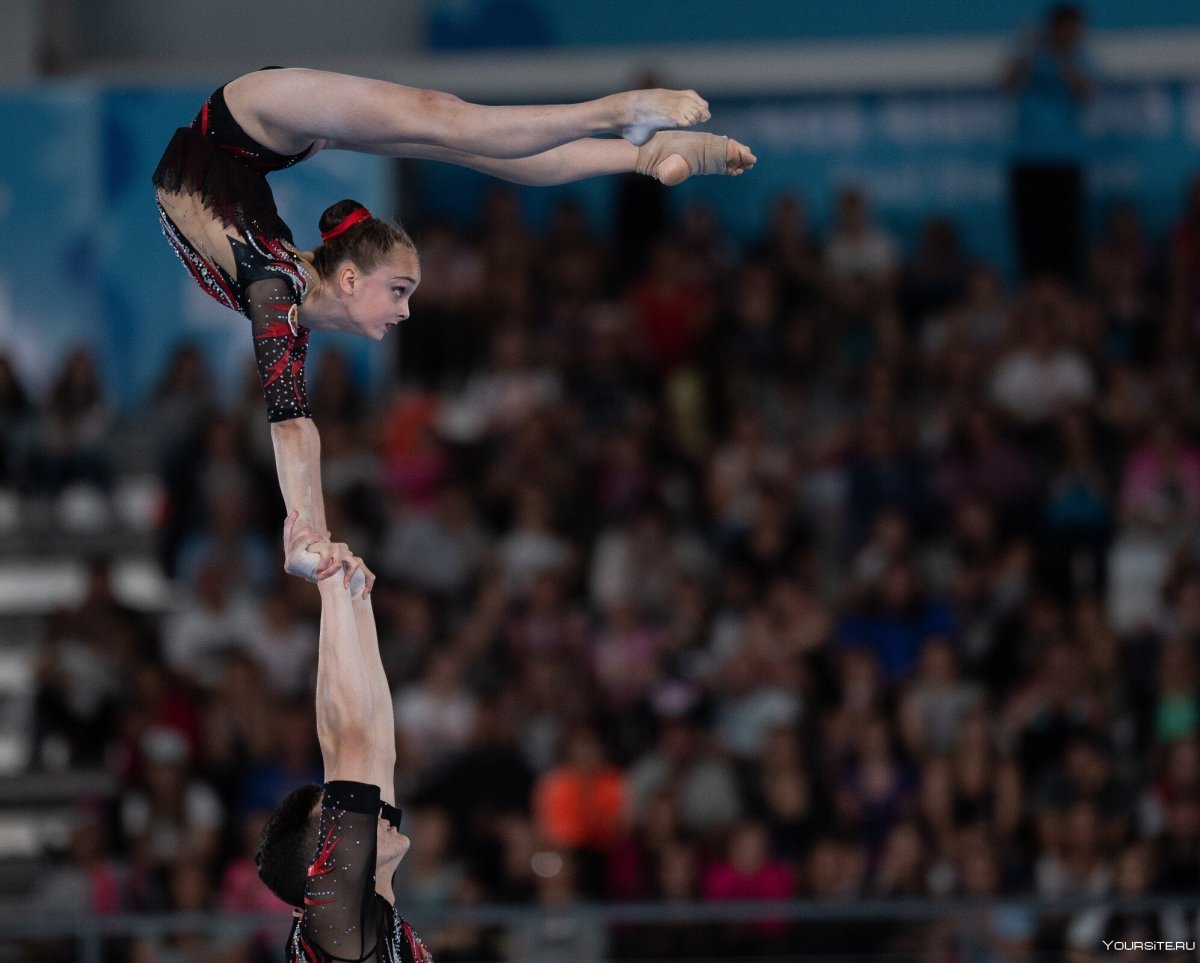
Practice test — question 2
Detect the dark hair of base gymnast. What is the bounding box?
[256,782,323,907]
[313,198,416,279]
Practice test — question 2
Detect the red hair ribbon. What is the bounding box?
[320,207,373,242]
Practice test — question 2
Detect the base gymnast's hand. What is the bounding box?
[282,510,374,598]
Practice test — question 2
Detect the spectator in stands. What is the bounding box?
[203,653,278,803]
[1007,641,1099,788]
[25,808,122,914]
[120,727,222,908]
[838,559,958,681]
[845,416,930,548]
[839,714,914,852]
[505,851,606,962]
[900,216,970,325]
[825,188,899,291]
[1118,421,1200,535]
[378,480,488,600]
[712,642,801,761]
[1152,640,1200,744]
[1068,841,1191,960]
[175,488,275,594]
[990,282,1096,427]
[702,821,794,950]
[590,602,665,711]
[1168,175,1200,330]
[705,408,792,536]
[394,650,479,774]
[935,408,1032,515]
[147,345,214,461]
[533,725,626,893]
[235,703,323,817]
[31,349,112,496]
[873,820,930,898]
[899,636,984,756]
[627,717,743,835]
[396,807,466,908]
[244,579,318,698]
[497,484,574,596]
[160,561,264,690]
[32,603,125,769]
[752,193,823,306]
[953,832,1035,961]
[628,237,713,375]
[1004,2,1094,284]
[132,863,253,963]
[1154,795,1200,893]
[1035,800,1112,899]
[799,836,878,956]
[219,811,292,953]
[441,324,563,441]
[0,353,33,488]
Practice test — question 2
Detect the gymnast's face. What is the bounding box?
[377,816,412,871]
[345,247,421,341]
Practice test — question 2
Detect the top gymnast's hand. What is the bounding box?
[283,510,375,598]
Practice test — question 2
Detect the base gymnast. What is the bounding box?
[256,511,427,962]
[152,66,755,565]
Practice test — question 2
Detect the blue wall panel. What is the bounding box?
[428,0,1200,49]
[0,87,103,395]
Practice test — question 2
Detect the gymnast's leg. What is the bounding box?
[224,67,711,160]
[331,131,757,187]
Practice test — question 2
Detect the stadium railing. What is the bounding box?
[3,894,1200,963]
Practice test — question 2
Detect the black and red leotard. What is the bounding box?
[152,69,316,422]
[289,781,432,963]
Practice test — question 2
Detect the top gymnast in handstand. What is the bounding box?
[153,67,755,571]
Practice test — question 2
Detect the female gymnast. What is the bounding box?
[153,67,755,577]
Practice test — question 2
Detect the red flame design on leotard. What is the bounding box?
[254,315,296,388]
[307,827,340,878]
[302,826,341,907]
[298,935,319,963]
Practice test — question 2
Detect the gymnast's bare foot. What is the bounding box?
[636,132,756,186]
[613,88,711,145]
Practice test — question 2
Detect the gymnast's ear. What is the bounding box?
[336,261,359,293]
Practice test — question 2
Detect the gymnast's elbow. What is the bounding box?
[270,415,318,438]
[319,704,374,756]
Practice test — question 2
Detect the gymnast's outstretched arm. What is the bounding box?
[224,67,710,160]
[242,276,368,583]
[283,512,390,790]
[282,512,400,923]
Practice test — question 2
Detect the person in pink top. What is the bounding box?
[1119,421,1200,532]
[702,821,794,950]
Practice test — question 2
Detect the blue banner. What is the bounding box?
[428,0,1200,48]
[0,86,103,397]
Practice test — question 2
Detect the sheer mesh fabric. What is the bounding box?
[295,781,381,962]
[243,277,312,422]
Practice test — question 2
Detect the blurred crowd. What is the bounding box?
[8,169,1200,961]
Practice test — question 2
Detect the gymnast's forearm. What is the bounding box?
[351,594,397,795]
[315,578,376,776]
[270,417,329,534]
